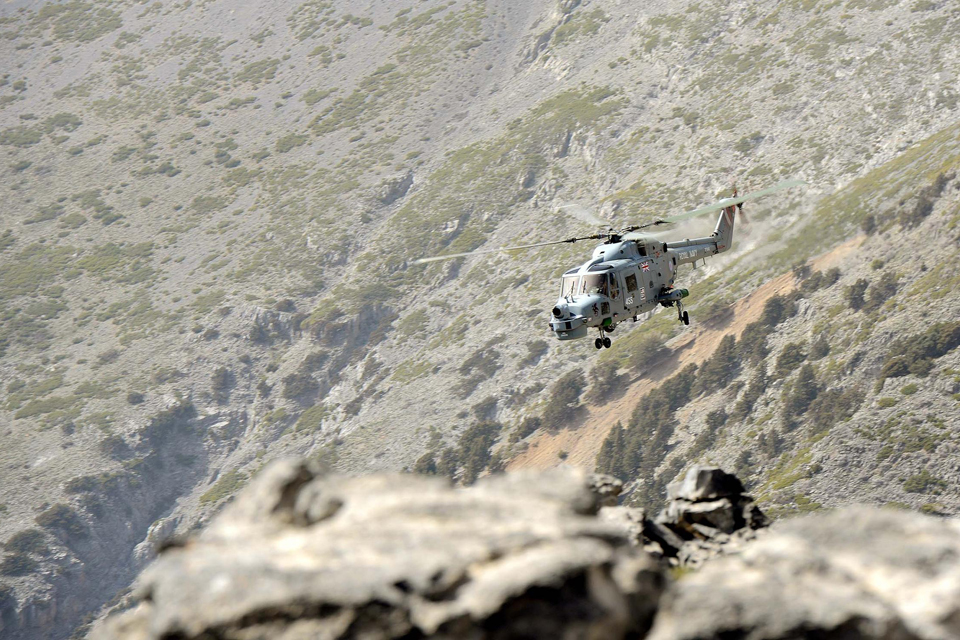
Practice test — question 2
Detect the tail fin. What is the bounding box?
[714,204,738,253]
[714,188,739,253]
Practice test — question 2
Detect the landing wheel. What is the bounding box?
[595,338,603,350]
[682,311,690,326]
[603,337,612,349]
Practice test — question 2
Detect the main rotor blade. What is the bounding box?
[556,202,610,228]
[413,234,605,265]
[663,179,806,223]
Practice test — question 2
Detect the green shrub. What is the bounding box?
[295,404,328,432]
[458,421,501,485]
[809,335,830,360]
[200,470,247,504]
[35,2,122,42]
[845,278,869,311]
[519,340,549,368]
[302,87,334,105]
[35,503,86,538]
[864,270,898,311]
[694,334,739,395]
[509,416,541,443]
[0,230,15,252]
[878,397,898,408]
[98,434,131,459]
[412,451,437,475]
[903,470,946,494]
[900,383,918,395]
[738,321,770,364]
[4,529,48,555]
[807,386,863,434]
[775,341,807,377]
[0,126,42,147]
[782,364,818,424]
[141,400,197,448]
[282,370,319,400]
[236,58,280,85]
[878,322,960,384]
[541,370,586,428]
[276,133,308,153]
[211,367,232,403]
[0,553,39,576]
[586,364,623,403]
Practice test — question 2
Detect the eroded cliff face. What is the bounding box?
[93,461,960,640]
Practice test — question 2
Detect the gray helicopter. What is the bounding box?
[416,180,804,350]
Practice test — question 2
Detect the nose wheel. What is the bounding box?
[594,329,612,349]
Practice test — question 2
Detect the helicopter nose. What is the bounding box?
[552,306,563,318]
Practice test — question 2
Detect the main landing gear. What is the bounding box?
[594,328,612,350]
[677,301,690,326]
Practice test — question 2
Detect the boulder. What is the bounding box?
[649,507,960,640]
[643,465,769,564]
[94,460,665,640]
[666,466,745,502]
[378,170,414,205]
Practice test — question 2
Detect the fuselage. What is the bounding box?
[549,237,679,340]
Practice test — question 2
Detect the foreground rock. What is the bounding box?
[95,460,664,640]
[649,506,960,640]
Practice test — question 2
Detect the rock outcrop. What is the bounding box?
[94,461,664,640]
[94,462,960,640]
[649,506,960,640]
[601,466,770,567]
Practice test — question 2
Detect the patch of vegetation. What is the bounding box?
[303,87,335,105]
[458,421,502,484]
[806,386,863,434]
[0,552,39,576]
[775,341,807,378]
[878,322,960,385]
[4,529,48,555]
[0,230,15,252]
[192,195,229,214]
[903,470,946,494]
[34,2,123,42]
[541,370,586,428]
[0,126,42,147]
[235,58,280,85]
[35,503,86,538]
[596,364,698,507]
[694,334,739,395]
[200,469,248,504]
[276,133,308,153]
[141,400,197,448]
[295,404,328,432]
[553,8,609,44]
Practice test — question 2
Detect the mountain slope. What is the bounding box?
[1,0,959,637]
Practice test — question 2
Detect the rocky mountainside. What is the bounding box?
[1,0,959,637]
[92,460,960,640]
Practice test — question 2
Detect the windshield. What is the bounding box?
[560,275,579,297]
[581,274,607,296]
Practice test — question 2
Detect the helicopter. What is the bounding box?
[415,180,805,350]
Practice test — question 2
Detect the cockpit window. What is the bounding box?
[560,275,580,297]
[581,273,607,296]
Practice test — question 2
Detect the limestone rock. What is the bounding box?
[645,465,769,565]
[649,507,960,640]
[94,460,665,640]
[378,170,414,205]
